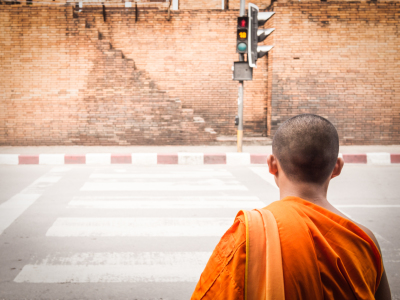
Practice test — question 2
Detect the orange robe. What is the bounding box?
[191,196,383,300]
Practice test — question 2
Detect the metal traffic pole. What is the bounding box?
[237,0,245,153]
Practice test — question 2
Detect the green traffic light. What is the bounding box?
[238,43,247,52]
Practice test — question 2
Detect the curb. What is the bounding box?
[0,153,399,165]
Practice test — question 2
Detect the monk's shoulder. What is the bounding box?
[265,199,299,217]
[354,222,381,253]
[214,214,246,260]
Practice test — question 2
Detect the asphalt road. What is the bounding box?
[0,164,399,300]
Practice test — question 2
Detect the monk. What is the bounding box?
[191,114,391,300]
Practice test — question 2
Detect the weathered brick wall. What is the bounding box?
[229,0,272,10]
[0,6,223,145]
[1,1,399,146]
[180,0,221,9]
[268,1,400,145]
[0,5,269,146]
[93,8,269,136]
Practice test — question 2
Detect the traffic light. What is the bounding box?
[248,3,275,68]
[236,16,249,54]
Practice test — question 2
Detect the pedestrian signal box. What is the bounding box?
[236,17,249,54]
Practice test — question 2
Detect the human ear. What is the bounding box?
[267,154,279,176]
[331,157,344,179]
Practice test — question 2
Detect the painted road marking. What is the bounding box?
[226,153,251,165]
[14,252,211,283]
[81,179,247,191]
[178,153,203,165]
[367,153,391,165]
[86,153,111,165]
[31,176,62,184]
[131,153,157,165]
[46,218,233,237]
[39,154,65,165]
[68,196,264,209]
[89,170,234,179]
[0,166,70,235]
[249,167,278,189]
[0,154,19,165]
[0,194,41,234]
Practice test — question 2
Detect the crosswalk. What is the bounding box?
[0,166,70,235]
[13,167,268,295]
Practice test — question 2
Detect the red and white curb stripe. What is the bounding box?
[0,153,399,165]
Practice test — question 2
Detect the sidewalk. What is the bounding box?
[0,145,399,165]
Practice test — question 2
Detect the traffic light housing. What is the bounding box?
[236,17,249,54]
[248,4,275,68]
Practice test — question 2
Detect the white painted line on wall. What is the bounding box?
[89,170,233,179]
[81,179,247,191]
[86,153,111,165]
[367,153,391,165]
[178,153,204,165]
[68,198,264,209]
[46,217,233,237]
[249,167,278,189]
[172,0,178,10]
[0,154,19,165]
[39,154,65,165]
[226,153,251,165]
[131,153,157,165]
[0,194,41,234]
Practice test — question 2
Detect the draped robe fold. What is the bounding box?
[191,196,383,300]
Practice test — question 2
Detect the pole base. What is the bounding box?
[237,130,243,152]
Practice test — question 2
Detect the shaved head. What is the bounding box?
[272,114,339,184]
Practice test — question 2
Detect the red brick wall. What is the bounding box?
[98,8,269,136]
[229,0,272,10]
[1,1,399,146]
[0,6,226,145]
[180,0,222,9]
[0,5,268,145]
[268,1,400,145]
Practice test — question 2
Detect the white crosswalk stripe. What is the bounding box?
[0,167,71,235]
[46,217,233,237]
[89,170,234,179]
[68,196,264,209]
[81,179,247,191]
[14,252,212,283]
[15,168,262,290]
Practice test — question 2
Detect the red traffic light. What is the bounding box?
[237,17,248,29]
